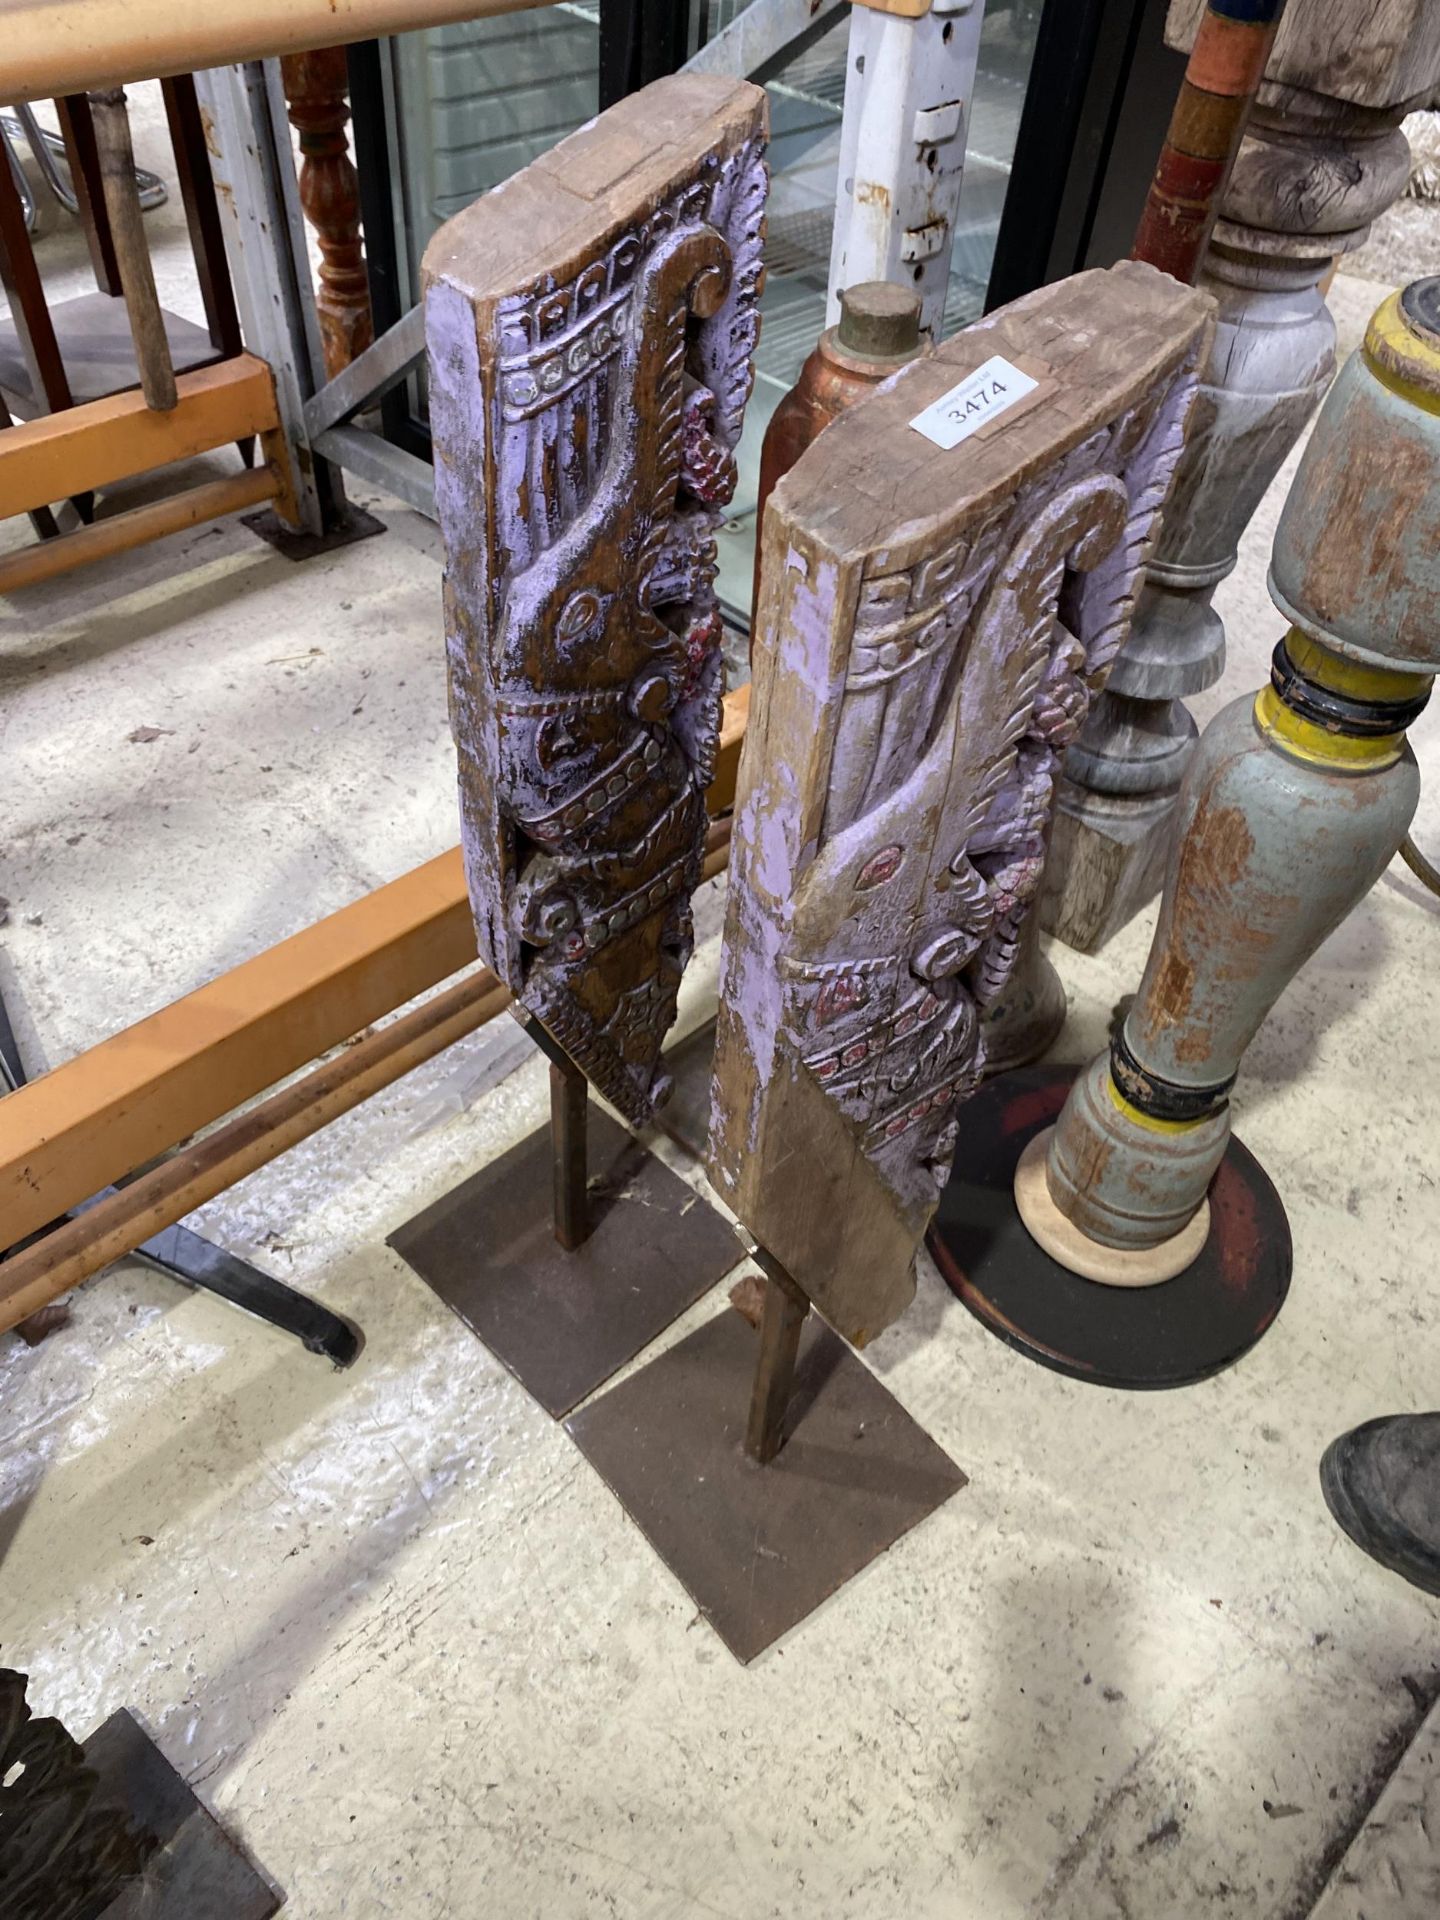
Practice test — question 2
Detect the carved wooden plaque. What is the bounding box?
[709,262,1213,1345]
[424,76,767,1125]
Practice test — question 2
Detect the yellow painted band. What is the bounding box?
[1363,292,1440,417]
[1105,1073,1206,1136]
[1254,687,1405,770]
[1283,629,1428,707]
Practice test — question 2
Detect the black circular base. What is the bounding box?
[927,1065,1292,1390]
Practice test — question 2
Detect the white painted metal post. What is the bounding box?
[827,0,987,339]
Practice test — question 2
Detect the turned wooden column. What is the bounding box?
[279,46,373,378]
[1042,0,1440,954]
[1021,279,1440,1279]
[983,0,1278,1072]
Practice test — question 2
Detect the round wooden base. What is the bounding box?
[927,1066,1292,1390]
[1013,1128,1211,1287]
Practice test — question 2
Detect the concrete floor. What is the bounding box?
[3,101,1440,1919]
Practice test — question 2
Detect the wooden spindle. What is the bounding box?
[279,47,374,378]
[1044,0,1439,953]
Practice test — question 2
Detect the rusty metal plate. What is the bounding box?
[390,1105,742,1418]
[241,503,385,561]
[86,1708,281,1918]
[566,1306,968,1663]
[927,1066,1292,1390]
[653,1018,718,1161]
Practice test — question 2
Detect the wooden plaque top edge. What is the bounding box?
[419,73,767,306]
[770,263,1215,575]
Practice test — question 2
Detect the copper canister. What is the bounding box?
[750,281,925,627]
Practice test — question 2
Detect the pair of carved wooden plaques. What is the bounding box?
[425,74,1211,1356]
[708,262,1213,1345]
[425,76,768,1127]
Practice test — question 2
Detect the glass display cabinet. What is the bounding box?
[349,0,1181,622]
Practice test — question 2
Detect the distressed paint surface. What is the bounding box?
[424,77,767,1125]
[710,264,1213,1345]
[1044,279,1440,1253]
[1044,6,1431,953]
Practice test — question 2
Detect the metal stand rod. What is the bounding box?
[6,100,169,216]
[519,1013,597,1252]
[549,1055,590,1253]
[0,980,358,1362]
[745,1253,810,1466]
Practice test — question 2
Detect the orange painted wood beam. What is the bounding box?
[2,0,556,105]
[0,354,280,520]
[0,850,478,1250]
[0,468,277,594]
[0,686,749,1248]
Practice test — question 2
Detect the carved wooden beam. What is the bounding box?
[709,261,1213,1349]
[1042,0,1440,954]
[279,46,374,379]
[1026,278,1440,1280]
[424,75,768,1127]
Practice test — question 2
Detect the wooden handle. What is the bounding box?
[89,85,177,411]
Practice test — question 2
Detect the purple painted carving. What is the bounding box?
[709,264,1211,1344]
[425,82,768,1125]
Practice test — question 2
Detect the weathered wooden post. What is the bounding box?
[566,263,1211,1661]
[1021,278,1439,1305]
[394,76,768,1418]
[88,87,178,411]
[1043,0,1440,953]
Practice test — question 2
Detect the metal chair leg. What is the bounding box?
[2,104,168,215]
[0,118,36,232]
[0,980,360,1364]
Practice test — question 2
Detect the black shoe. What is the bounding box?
[1320,1414,1440,1599]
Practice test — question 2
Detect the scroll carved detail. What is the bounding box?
[426,81,767,1125]
[709,265,1211,1344]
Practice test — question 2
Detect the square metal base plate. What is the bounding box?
[86,1708,281,1918]
[241,504,386,561]
[566,1307,967,1662]
[390,1104,742,1418]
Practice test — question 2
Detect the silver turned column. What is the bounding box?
[1042,0,1438,954]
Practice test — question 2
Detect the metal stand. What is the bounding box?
[567,1246,967,1663]
[744,1255,809,1466]
[547,1052,590,1253]
[926,1065,1291,1390]
[1,982,359,1363]
[389,1018,742,1419]
[1,1669,281,1917]
[240,500,385,561]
